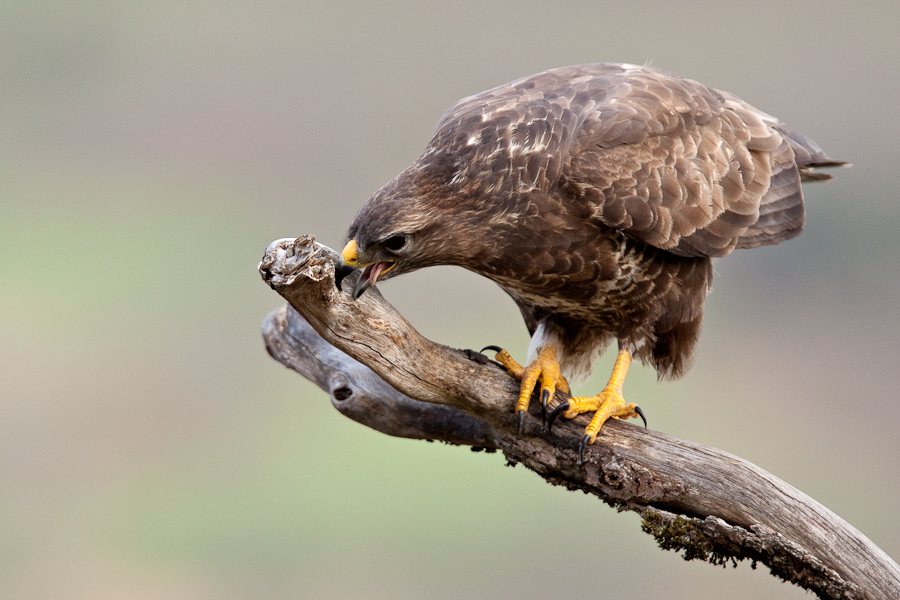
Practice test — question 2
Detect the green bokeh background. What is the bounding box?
[2,1,898,598]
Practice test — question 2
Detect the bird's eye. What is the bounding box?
[382,235,407,252]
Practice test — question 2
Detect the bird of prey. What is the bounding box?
[336,63,844,455]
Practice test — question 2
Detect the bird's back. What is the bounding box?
[431,63,845,259]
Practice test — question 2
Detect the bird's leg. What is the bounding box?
[547,348,646,458]
[482,345,569,432]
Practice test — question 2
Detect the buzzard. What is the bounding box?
[336,63,844,455]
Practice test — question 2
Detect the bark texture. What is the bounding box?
[259,235,900,600]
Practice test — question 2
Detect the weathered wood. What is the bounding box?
[262,303,500,448]
[259,235,900,600]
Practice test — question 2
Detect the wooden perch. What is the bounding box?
[259,235,900,600]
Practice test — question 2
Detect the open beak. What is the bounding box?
[353,261,394,299]
[337,239,395,299]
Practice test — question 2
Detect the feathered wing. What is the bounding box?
[559,67,845,257]
[433,63,843,258]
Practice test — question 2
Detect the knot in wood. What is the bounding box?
[330,373,354,402]
[599,454,629,490]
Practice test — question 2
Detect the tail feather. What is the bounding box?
[776,125,849,181]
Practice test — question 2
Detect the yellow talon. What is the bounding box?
[569,348,643,445]
[486,344,644,449]
[489,347,526,379]
[485,344,569,430]
[546,348,646,460]
[570,388,641,445]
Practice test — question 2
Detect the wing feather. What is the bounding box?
[557,66,841,257]
[430,63,843,257]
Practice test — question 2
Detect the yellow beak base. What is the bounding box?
[341,239,359,266]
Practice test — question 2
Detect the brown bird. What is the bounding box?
[337,63,844,456]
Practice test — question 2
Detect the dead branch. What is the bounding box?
[259,235,900,600]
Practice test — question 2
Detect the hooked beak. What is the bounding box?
[353,261,394,299]
[337,239,395,299]
[334,239,359,292]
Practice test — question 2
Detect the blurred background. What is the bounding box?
[1,1,898,598]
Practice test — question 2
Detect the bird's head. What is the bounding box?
[337,231,415,299]
[335,153,513,298]
[335,178,455,299]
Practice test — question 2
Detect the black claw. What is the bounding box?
[540,389,550,422]
[480,345,503,355]
[546,401,570,434]
[516,410,526,435]
[578,434,591,463]
[635,405,648,429]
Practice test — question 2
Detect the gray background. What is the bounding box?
[2,1,898,598]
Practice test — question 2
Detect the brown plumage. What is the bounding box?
[344,63,844,390]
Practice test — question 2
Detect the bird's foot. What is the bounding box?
[482,344,569,432]
[547,387,646,460]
